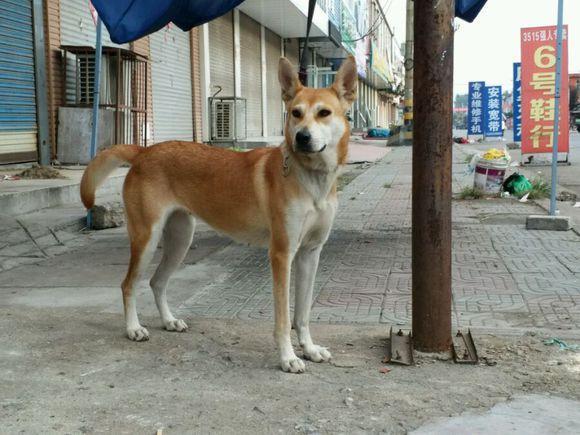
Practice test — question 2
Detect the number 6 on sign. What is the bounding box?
[534,46,556,69]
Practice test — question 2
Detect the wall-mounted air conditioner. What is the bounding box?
[209,97,247,142]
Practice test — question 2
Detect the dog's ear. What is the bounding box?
[332,55,358,110]
[278,57,302,103]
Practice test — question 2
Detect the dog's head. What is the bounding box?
[278,56,357,168]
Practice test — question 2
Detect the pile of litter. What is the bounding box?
[453,136,473,144]
[481,148,510,162]
[544,338,580,352]
[1,174,20,181]
[502,172,532,196]
[365,127,390,138]
[17,164,66,179]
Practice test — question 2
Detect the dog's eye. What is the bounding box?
[318,109,331,118]
[291,109,302,118]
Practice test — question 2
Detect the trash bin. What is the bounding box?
[474,159,508,193]
[473,148,511,194]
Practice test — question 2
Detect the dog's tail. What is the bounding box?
[80,144,142,209]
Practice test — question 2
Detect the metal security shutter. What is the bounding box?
[60,0,126,47]
[265,29,283,136]
[285,38,299,67]
[0,0,37,163]
[150,27,193,142]
[239,13,262,137]
[209,12,234,97]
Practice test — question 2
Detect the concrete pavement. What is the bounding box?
[2,142,580,433]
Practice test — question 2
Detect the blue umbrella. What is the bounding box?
[91,0,246,44]
[455,0,488,22]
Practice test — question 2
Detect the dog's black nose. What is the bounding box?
[295,130,312,151]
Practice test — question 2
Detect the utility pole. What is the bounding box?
[411,0,454,352]
[402,0,414,145]
[549,0,564,216]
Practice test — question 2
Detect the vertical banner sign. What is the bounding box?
[521,26,569,154]
[513,63,522,142]
[468,81,485,135]
[483,85,503,137]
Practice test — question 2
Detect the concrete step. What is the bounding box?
[0,192,122,273]
[0,167,127,216]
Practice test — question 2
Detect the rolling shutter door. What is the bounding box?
[285,38,299,68]
[150,27,193,142]
[265,29,283,136]
[0,0,37,163]
[60,0,126,47]
[239,13,262,138]
[209,12,234,97]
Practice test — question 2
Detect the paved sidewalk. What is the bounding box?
[2,146,579,334]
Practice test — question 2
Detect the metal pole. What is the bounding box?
[412,0,454,352]
[32,0,52,165]
[87,17,103,229]
[402,0,414,145]
[549,0,564,216]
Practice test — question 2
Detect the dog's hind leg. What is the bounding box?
[121,193,166,342]
[150,209,195,332]
[293,245,331,363]
[122,223,163,341]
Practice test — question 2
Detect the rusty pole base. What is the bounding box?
[451,329,479,364]
[385,327,414,365]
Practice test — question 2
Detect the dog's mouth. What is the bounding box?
[296,144,327,154]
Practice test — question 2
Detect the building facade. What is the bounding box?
[0,0,403,165]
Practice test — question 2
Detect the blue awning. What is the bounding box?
[455,0,488,22]
[91,0,246,44]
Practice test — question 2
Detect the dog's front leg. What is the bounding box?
[294,245,331,363]
[270,243,305,373]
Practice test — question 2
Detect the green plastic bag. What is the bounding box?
[503,173,532,196]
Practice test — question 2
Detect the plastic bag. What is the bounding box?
[482,148,511,163]
[502,172,532,196]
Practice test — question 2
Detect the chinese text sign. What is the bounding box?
[468,81,485,135]
[484,86,503,137]
[521,25,569,154]
[513,63,522,142]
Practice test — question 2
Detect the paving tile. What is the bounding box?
[325,268,389,293]
[380,294,411,324]
[512,273,580,296]
[453,294,527,313]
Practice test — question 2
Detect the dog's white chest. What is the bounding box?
[289,198,337,250]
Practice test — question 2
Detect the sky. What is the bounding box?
[385,0,580,96]
[384,0,407,49]
[454,0,580,96]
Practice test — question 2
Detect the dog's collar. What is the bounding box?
[282,147,290,177]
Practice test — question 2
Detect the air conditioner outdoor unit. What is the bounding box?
[210,97,247,141]
[77,54,96,104]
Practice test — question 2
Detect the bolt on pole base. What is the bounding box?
[451,329,479,364]
[384,327,414,366]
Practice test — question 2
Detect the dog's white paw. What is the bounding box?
[303,345,332,363]
[280,355,306,373]
[165,319,188,332]
[127,326,150,341]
